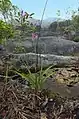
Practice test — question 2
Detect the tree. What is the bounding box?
[0,0,12,21]
[0,0,19,23]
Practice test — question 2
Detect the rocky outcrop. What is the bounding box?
[7,36,79,55]
[12,53,79,69]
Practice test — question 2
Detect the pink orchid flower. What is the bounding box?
[32,33,38,40]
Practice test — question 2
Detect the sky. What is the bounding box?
[11,0,79,19]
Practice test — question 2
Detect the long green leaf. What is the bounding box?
[42,65,53,76]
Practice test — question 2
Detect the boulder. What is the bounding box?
[12,53,79,69]
[7,36,79,55]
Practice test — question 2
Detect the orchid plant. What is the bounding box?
[15,65,55,92]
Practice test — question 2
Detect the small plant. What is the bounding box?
[15,65,55,92]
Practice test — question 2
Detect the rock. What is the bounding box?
[60,68,69,77]
[52,67,79,85]
[0,45,6,54]
[12,53,79,69]
[57,78,65,84]
[7,36,79,55]
[41,113,47,119]
[70,71,77,77]
[0,59,4,66]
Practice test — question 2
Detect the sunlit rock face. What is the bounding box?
[12,53,79,69]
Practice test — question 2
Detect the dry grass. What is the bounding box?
[0,80,79,119]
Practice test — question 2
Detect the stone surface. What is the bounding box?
[12,53,79,69]
[7,36,79,55]
[54,68,79,84]
[43,67,79,97]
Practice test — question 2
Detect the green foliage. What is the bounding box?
[0,20,14,44]
[49,20,71,33]
[14,10,36,53]
[0,0,19,22]
[73,36,79,42]
[72,15,79,31]
[0,0,36,40]
[15,10,34,26]
[15,10,36,35]
[0,0,18,45]
[14,46,25,53]
[49,9,79,37]
[15,65,55,92]
[0,0,12,17]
